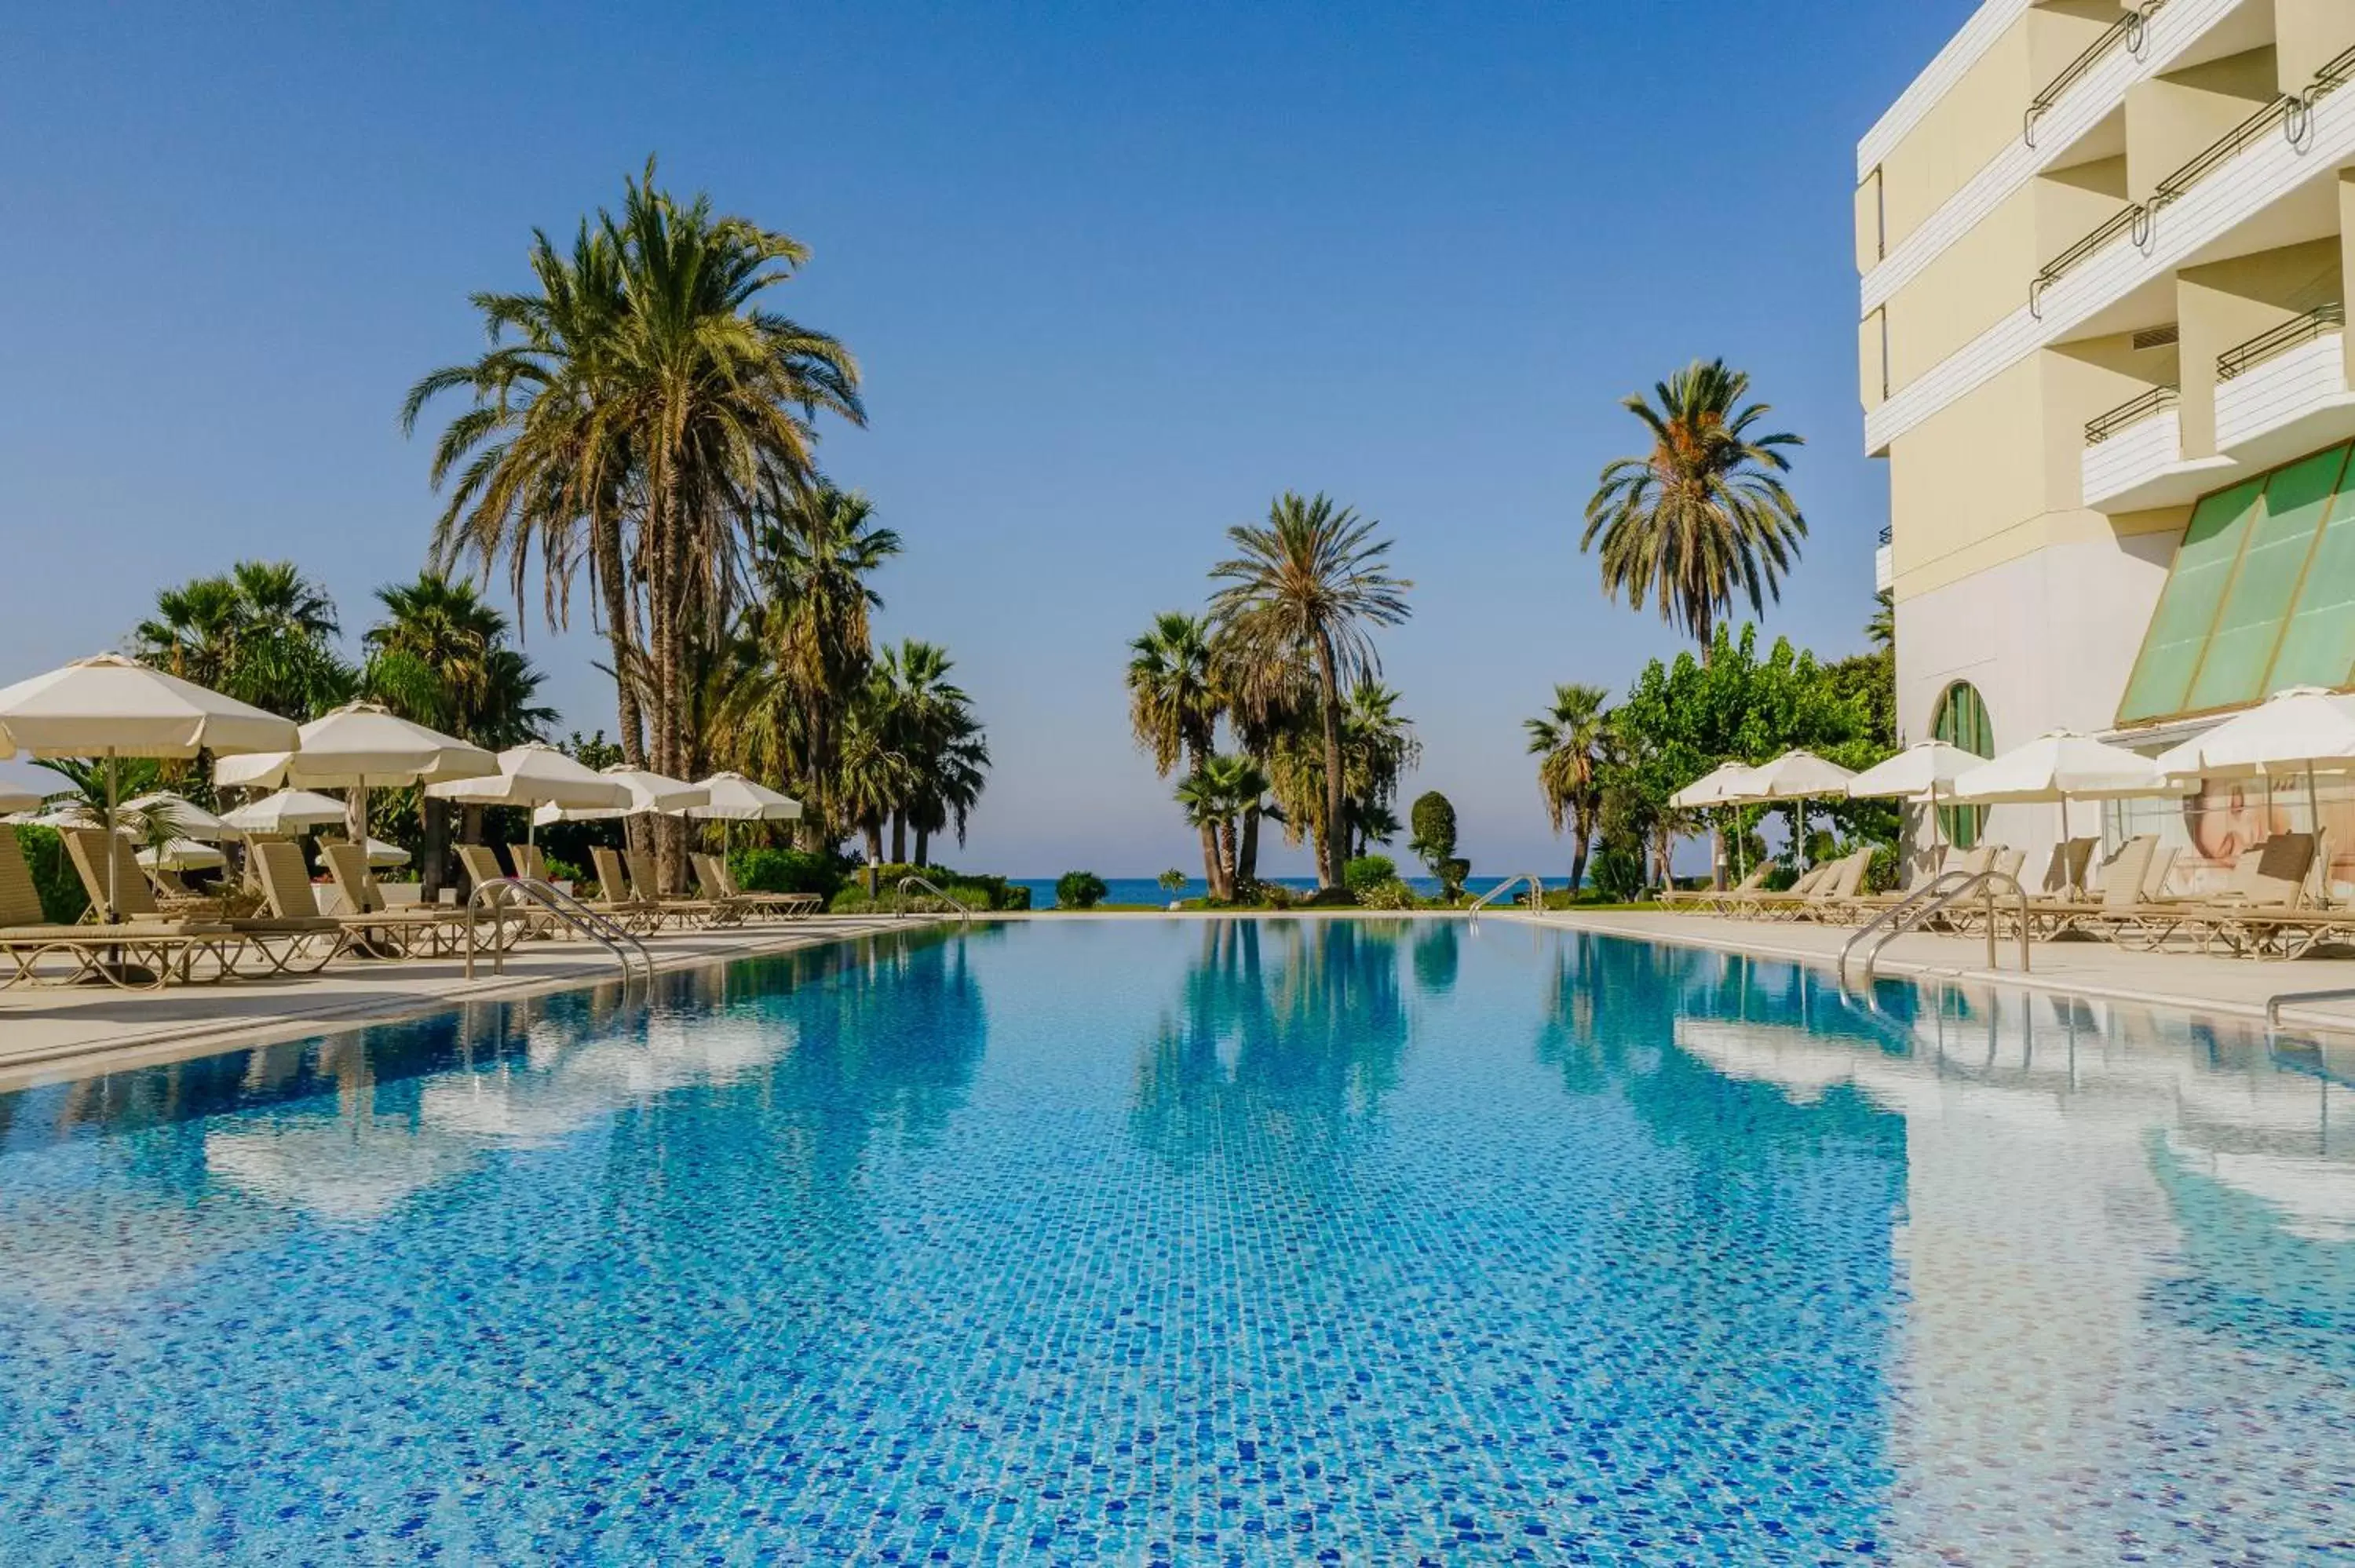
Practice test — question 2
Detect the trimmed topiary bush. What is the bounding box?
[1342,855,1398,895]
[1055,871,1108,910]
[1589,844,1647,904]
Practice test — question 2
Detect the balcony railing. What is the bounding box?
[2153,96,2297,205]
[2217,302,2347,381]
[2025,2,2166,145]
[2085,385,2179,446]
[2034,204,2146,314]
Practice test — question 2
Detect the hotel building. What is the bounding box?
[1861,0,2355,881]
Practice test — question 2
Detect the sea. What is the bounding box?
[1009,874,1561,909]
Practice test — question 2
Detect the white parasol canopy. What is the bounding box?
[122,791,236,842]
[0,654,298,920]
[217,702,495,846]
[1743,750,1860,800]
[219,789,353,836]
[364,838,411,869]
[0,654,298,760]
[425,744,630,811]
[1844,740,1984,801]
[532,766,710,826]
[0,782,42,815]
[1669,762,1762,810]
[1950,731,2167,804]
[689,772,803,822]
[2152,687,2355,781]
[137,838,228,873]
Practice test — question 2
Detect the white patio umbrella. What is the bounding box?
[137,838,228,873]
[1844,739,1984,849]
[690,772,803,822]
[121,791,236,842]
[2154,685,2355,836]
[217,702,495,846]
[365,838,411,869]
[219,789,353,836]
[0,654,298,920]
[1951,729,2172,862]
[1745,750,1859,868]
[1670,763,1763,883]
[0,782,40,815]
[531,766,708,829]
[425,743,630,845]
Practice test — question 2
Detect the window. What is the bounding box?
[1931,681,1993,848]
[2119,442,2355,724]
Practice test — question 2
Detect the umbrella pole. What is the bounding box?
[104,748,119,924]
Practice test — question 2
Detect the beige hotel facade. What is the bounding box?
[1861,0,2355,886]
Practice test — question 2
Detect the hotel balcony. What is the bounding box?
[2080,385,2236,510]
[2213,302,2355,466]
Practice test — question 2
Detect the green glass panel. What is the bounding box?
[2269,447,2355,692]
[2183,447,2344,713]
[1932,682,1991,848]
[2116,479,2264,723]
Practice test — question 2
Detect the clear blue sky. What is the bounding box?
[0,2,1964,876]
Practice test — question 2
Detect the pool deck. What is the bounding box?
[1510,907,2355,1032]
[0,916,915,1087]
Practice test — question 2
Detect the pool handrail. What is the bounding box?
[2265,983,2355,1034]
[1840,869,2031,992]
[896,875,974,928]
[465,876,654,988]
[1466,873,1545,927]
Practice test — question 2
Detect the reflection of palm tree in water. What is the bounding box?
[1130,918,1408,1171]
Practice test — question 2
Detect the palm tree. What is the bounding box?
[1341,682,1420,857]
[1867,589,1894,655]
[873,640,989,865]
[1209,493,1411,889]
[750,484,901,843]
[1126,612,1225,888]
[1582,358,1806,655]
[835,685,915,881]
[1172,753,1268,901]
[1526,682,1612,892]
[404,217,647,765]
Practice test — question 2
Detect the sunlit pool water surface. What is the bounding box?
[0,919,2350,1563]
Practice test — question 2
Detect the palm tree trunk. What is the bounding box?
[914,825,930,867]
[1313,633,1347,890]
[1239,804,1261,888]
[1217,816,1238,900]
[1199,823,1224,900]
[420,796,452,901]
[889,811,907,866]
[1570,808,1592,893]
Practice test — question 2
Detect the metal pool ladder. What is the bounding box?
[896,875,973,928]
[2266,984,2355,1034]
[1839,870,2030,993]
[465,876,655,989]
[1466,873,1545,928]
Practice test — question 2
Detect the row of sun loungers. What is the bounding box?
[1674,830,2353,960]
[0,829,833,992]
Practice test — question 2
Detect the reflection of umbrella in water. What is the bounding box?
[205,1115,486,1223]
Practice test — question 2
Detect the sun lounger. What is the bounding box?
[696,853,824,918]
[66,829,344,980]
[317,843,487,957]
[584,848,666,932]
[2101,833,2324,957]
[625,848,734,927]
[1664,864,1769,914]
[509,843,551,884]
[0,830,242,991]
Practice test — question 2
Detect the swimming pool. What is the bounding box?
[0,918,2346,1563]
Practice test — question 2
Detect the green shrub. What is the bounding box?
[1762,865,1799,892]
[1304,886,1360,909]
[1240,881,1295,910]
[1055,871,1108,910]
[732,847,846,899]
[1863,844,1900,895]
[13,826,88,924]
[1358,877,1416,910]
[543,857,587,887]
[1342,855,1398,895]
[1408,792,1466,900]
[1589,844,1647,903]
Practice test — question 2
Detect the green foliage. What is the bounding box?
[1156,868,1188,895]
[869,862,1024,912]
[13,826,89,924]
[1357,877,1416,910]
[1589,843,1648,903]
[1303,886,1360,908]
[1407,791,1463,896]
[1054,870,1109,910]
[562,731,627,772]
[730,847,847,898]
[1762,865,1799,892]
[1342,855,1397,895]
[1864,844,1901,895]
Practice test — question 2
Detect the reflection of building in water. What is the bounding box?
[1678,988,2353,1564]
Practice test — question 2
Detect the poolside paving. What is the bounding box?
[0,915,913,1085]
[1516,906,2355,1031]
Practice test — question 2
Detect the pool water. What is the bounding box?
[0,920,2348,1563]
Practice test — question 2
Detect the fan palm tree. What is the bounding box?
[1867,588,1895,655]
[1126,612,1225,887]
[1341,682,1420,857]
[1173,753,1269,901]
[1526,682,1612,893]
[835,686,916,879]
[873,640,990,864]
[131,562,352,723]
[751,483,900,842]
[1209,493,1411,888]
[1582,358,1806,656]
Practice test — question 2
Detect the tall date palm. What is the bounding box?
[1210,494,1411,889]
[1583,358,1805,655]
